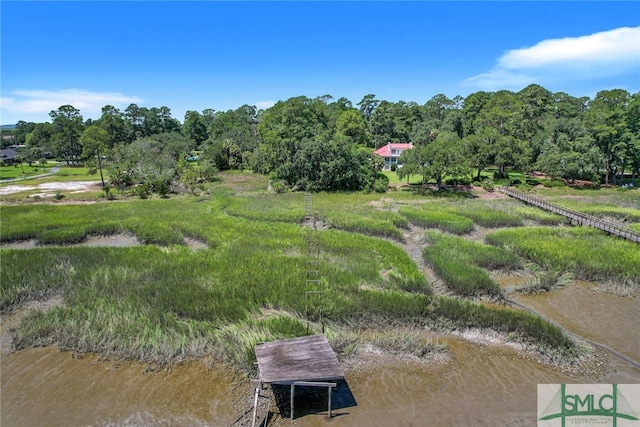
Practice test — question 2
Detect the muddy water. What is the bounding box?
[514,281,640,362]
[1,347,244,427]
[2,335,639,427]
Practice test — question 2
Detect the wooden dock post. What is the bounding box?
[290,381,337,422]
[251,385,260,427]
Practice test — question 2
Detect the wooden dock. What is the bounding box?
[498,186,640,244]
[255,334,344,384]
[253,334,346,423]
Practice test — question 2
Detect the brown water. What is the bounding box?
[514,281,640,362]
[1,347,243,427]
[2,335,638,427]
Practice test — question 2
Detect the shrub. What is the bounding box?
[445,177,472,186]
[493,170,509,180]
[481,179,494,192]
[542,179,566,188]
[372,174,389,193]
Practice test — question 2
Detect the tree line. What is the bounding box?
[2,84,639,194]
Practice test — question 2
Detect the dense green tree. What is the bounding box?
[462,91,492,136]
[256,96,332,173]
[12,121,36,146]
[182,110,208,146]
[399,131,468,189]
[463,127,499,180]
[357,94,379,124]
[80,125,109,186]
[97,105,131,147]
[143,106,181,136]
[584,89,630,185]
[536,134,603,182]
[369,100,420,146]
[625,93,640,184]
[49,105,84,164]
[6,85,639,191]
[276,136,382,191]
[202,105,260,169]
[335,109,370,146]
[24,122,54,159]
[124,103,146,139]
[474,91,531,176]
[423,132,469,190]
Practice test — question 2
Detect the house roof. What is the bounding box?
[373,143,414,157]
[0,147,17,160]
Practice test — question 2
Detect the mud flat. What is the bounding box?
[514,280,640,362]
[2,332,638,427]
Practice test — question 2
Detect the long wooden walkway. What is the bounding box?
[497,186,640,244]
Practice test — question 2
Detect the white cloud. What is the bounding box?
[499,27,640,69]
[463,26,640,91]
[462,70,536,92]
[254,100,275,110]
[0,89,142,117]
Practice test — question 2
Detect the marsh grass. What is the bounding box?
[515,269,574,295]
[433,296,574,354]
[449,202,523,228]
[0,183,596,371]
[400,206,474,235]
[322,210,405,240]
[422,231,520,298]
[556,202,640,222]
[365,329,446,358]
[486,227,640,286]
[223,193,305,223]
[512,206,565,226]
[2,205,433,370]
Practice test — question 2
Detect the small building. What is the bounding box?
[0,146,18,165]
[373,143,414,171]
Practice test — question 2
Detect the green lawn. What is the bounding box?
[383,171,423,185]
[0,163,49,180]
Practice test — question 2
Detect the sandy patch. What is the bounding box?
[1,181,101,196]
[452,328,525,350]
[0,239,39,249]
[0,185,37,195]
[80,234,140,247]
[1,234,209,251]
[184,237,209,250]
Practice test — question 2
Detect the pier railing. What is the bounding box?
[497,186,640,244]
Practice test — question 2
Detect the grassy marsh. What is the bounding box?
[4,174,636,372]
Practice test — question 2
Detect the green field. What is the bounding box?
[0,163,49,180]
[2,172,638,373]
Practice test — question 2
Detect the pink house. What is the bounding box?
[373,143,414,171]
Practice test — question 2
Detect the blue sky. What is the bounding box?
[1,1,639,125]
